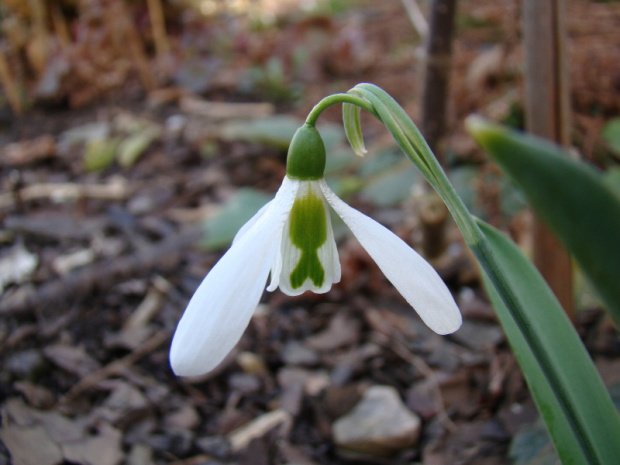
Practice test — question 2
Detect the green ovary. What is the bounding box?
[288,191,328,289]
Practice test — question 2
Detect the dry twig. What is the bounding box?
[147,0,170,57]
[180,97,275,120]
[400,0,429,38]
[0,179,131,210]
[0,226,202,316]
[59,329,169,403]
[0,47,23,115]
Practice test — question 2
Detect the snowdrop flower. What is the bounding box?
[170,125,462,376]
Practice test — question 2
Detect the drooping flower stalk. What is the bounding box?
[170,102,462,377]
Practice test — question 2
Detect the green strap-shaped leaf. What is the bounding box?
[468,118,620,327]
[299,85,620,464]
[477,220,620,465]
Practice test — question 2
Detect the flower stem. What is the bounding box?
[351,84,481,246]
[305,93,377,127]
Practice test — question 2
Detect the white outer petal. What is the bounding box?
[233,200,272,244]
[170,178,297,376]
[319,180,462,335]
[267,178,301,291]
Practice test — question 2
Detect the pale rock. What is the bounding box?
[126,443,154,465]
[277,367,330,396]
[164,404,201,431]
[450,319,504,351]
[236,351,267,374]
[281,341,319,366]
[0,242,38,293]
[228,372,262,395]
[306,313,360,352]
[5,349,47,378]
[332,385,421,457]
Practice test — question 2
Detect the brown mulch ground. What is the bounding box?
[1,1,619,464]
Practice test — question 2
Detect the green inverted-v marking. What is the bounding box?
[289,190,327,289]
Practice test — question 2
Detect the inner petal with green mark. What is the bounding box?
[288,188,328,289]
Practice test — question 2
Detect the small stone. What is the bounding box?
[406,381,439,419]
[332,385,421,457]
[280,381,304,416]
[306,313,360,352]
[126,443,153,465]
[127,194,156,216]
[277,367,330,396]
[164,405,201,431]
[143,432,192,454]
[281,341,319,366]
[169,430,195,456]
[98,382,152,429]
[228,373,262,395]
[450,320,504,351]
[480,418,510,443]
[104,382,149,411]
[195,436,232,459]
[5,350,47,379]
[236,352,267,374]
[13,381,55,409]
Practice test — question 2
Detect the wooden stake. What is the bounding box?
[420,0,457,166]
[51,5,72,47]
[523,0,573,317]
[0,48,23,116]
[111,0,157,91]
[418,0,457,258]
[146,0,170,57]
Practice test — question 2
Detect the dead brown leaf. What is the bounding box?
[305,312,360,352]
[43,344,101,378]
[5,135,56,166]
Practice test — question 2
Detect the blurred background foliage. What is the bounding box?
[2,0,619,256]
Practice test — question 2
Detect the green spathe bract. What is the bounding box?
[288,189,328,288]
[286,124,326,180]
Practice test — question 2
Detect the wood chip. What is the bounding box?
[43,344,102,378]
[305,313,360,352]
[61,424,123,465]
[227,409,292,452]
[0,177,131,209]
[13,382,56,409]
[5,135,56,165]
[123,283,167,331]
[0,424,63,465]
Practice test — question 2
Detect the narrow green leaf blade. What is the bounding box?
[468,117,620,326]
[476,220,620,465]
[602,118,620,156]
